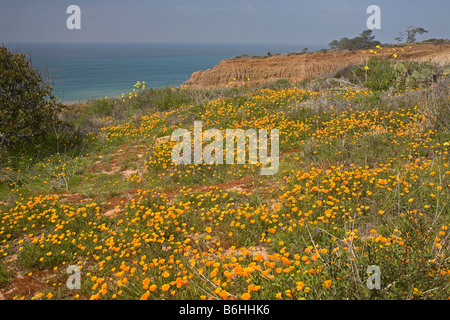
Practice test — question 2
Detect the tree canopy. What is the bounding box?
[0,45,63,150]
[329,30,381,51]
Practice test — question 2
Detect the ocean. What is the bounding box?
[3,43,324,104]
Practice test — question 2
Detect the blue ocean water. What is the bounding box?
[3,43,323,104]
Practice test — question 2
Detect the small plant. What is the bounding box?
[0,263,12,286]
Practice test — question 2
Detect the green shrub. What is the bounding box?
[0,263,12,286]
[0,46,63,150]
[336,58,447,92]
[134,87,195,111]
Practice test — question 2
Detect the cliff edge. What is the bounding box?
[184,44,450,89]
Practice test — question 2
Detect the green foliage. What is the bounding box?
[18,241,77,270]
[363,59,397,91]
[329,30,381,51]
[134,87,195,111]
[0,263,12,286]
[0,45,63,150]
[336,58,447,92]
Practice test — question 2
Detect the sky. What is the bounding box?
[1,0,449,47]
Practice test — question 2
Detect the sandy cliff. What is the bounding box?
[184,44,450,89]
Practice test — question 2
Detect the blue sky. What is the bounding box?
[0,0,448,46]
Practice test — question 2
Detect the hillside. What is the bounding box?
[184,43,450,89]
[1,48,450,301]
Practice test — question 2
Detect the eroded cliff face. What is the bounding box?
[184,44,450,89]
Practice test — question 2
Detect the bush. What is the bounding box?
[133,87,195,111]
[329,30,381,51]
[0,45,63,150]
[335,58,447,92]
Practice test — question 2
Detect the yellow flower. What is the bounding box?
[241,292,251,300]
[379,210,385,215]
[142,278,150,289]
[324,280,332,289]
[140,291,150,300]
[161,284,170,291]
[248,284,261,292]
[364,66,369,70]
[296,281,305,291]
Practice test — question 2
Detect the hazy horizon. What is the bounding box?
[1,0,449,47]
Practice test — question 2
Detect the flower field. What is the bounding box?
[1,48,449,300]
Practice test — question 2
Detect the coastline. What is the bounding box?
[184,43,450,89]
[3,42,324,104]
[34,42,450,104]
